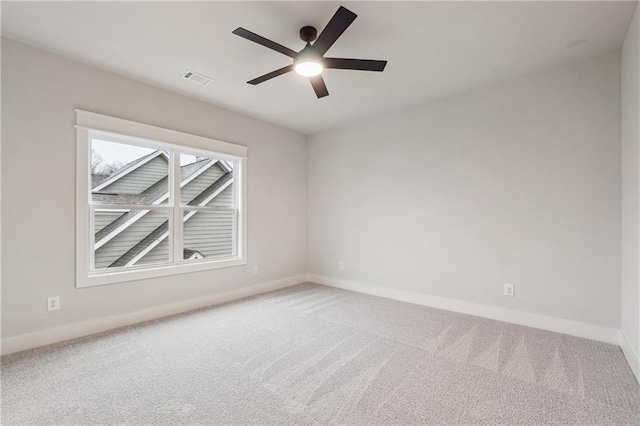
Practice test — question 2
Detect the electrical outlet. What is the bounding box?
[504,283,515,297]
[338,261,344,270]
[252,265,259,275]
[47,296,60,311]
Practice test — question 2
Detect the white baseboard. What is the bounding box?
[619,330,640,383]
[1,274,307,356]
[308,274,620,345]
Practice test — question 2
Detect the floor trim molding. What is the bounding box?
[1,274,307,356]
[620,330,640,383]
[308,274,620,345]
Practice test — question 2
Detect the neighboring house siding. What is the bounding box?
[136,209,234,264]
[207,183,233,208]
[94,211,125,230]
[102,156,168,194]
[181,162,226,203]
[137,239,169,266]
[183,210,234,258]
[93,156,236,269]
[94,210,168,268]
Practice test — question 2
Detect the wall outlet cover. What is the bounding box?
[504,283,515,297]
[47,296,60,311]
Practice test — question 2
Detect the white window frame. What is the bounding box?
[76,110,248,288]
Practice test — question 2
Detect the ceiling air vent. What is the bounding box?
[182,70,213,86]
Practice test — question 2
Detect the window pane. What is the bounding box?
[93,208,170,269]
[91,138,169,204]
[182,210,235,260]
[180,154,234,207]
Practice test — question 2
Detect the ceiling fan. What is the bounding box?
[232,6,387,99]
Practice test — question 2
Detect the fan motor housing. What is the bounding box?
[300,26,318,43]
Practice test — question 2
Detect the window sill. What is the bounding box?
[77,257,247,288]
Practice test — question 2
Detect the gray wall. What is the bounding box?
[1,38,307,339]
[621,5,640,363]
[308,51,622,329]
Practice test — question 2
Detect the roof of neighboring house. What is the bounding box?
[92,193,148,204]
[183,249,204,259]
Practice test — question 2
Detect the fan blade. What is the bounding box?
[247,65,294,85]
[313,6,357,55]
[324,58,387,72]
[233,27,298,58]
[309,75,329,98]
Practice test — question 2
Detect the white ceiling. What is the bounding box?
[2,1,637,134]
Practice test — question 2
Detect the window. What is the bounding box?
[76,110,247,287]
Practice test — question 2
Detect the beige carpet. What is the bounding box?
[2,283,639,425]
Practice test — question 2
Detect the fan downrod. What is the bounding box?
[299,26,318,43]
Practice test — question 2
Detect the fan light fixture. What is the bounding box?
[294,46,324,77]
[295,59,323,77]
